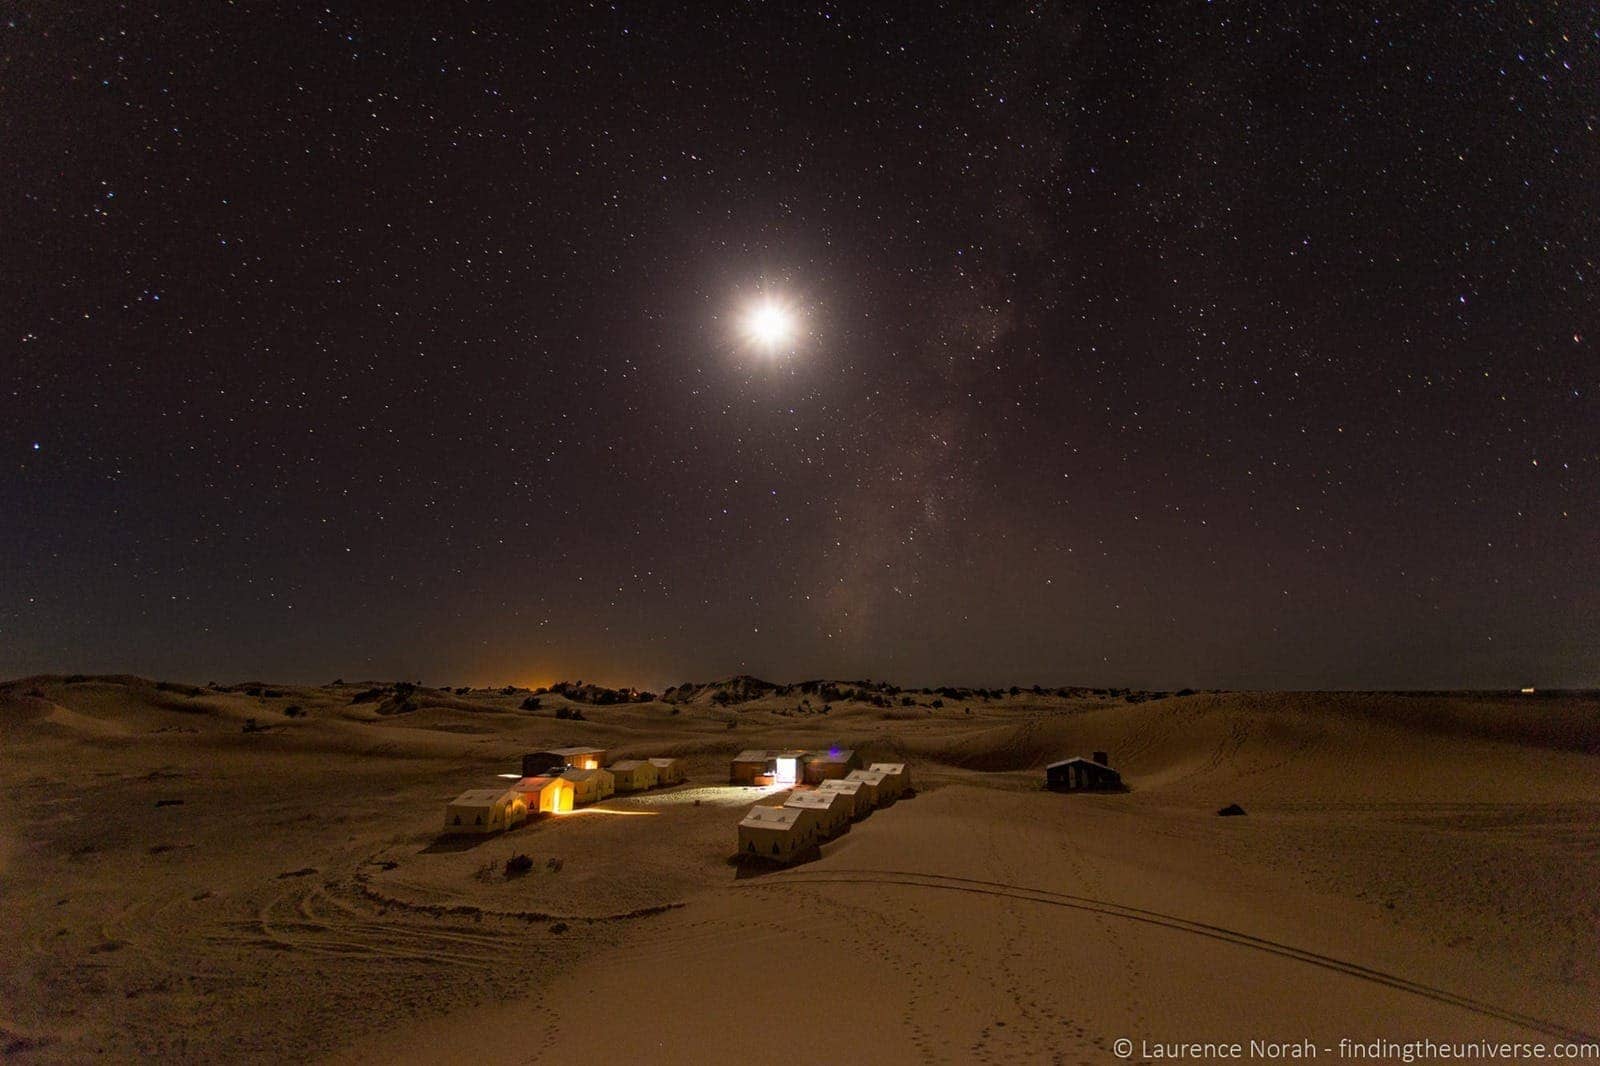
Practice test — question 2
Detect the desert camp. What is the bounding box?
[3,677,1597,1063]
[730,752,916,865]
[442,748,692,835]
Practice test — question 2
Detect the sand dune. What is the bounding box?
[1,676,1596,1062]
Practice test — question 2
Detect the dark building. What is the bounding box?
[803,748,861,784]
[522,752,563,777]
[730,749,777,785]
[522,747,607,777]
[1045,754,1123,792]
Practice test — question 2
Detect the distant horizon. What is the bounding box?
[4,668,1589,697]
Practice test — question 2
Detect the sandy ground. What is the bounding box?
[1,677,1596,1063]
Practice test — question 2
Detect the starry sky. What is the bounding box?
[4,4,1597,690]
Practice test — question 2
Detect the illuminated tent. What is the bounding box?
[843,769,889,809]
[647,756,686,786]
[783,790,850,838]
[803,748,861,783]
[816,777,867,819]
[552,747,608,770]
[737,804,816,864]
[867,762,910,800]
[514,775,576,814]
[608,759,659,792]
[772,749,808,786]
[561,767,615,804]
[444,788,528,834]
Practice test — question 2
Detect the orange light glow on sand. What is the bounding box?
[552,807,660,817]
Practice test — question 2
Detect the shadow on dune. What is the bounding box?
[420,834,500,854]
[422,811,562,852]
[728,845,824,879]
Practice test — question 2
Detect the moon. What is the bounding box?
[742,298,797,352]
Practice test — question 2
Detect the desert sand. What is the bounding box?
[1,676,1596,1064]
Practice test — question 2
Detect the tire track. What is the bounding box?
[747,867,1596,1043]
[220,883,502,968]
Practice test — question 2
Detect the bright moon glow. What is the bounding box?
[743,299,796,351]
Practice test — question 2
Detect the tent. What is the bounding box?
[783,790,850,838]
[803,748,861,783]
[730,749,774,785]
[522,752,563,777]
[523,747,608,776]
[1045,756,1123,791]
[737,804,815,864]
[550,747,608,770]
[843,769,889,809]
[867,762,910,800]
[561,767,615,804]
[444,788,527,834]
[647,756,686,786]
[609,759,660,792]
[772,749,808,786]
[817,777,867,819]
[514,775,576,814]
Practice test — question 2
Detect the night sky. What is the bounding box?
[5,4,1596,690]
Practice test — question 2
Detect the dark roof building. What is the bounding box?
[1045,755,1123,792]
[522,747,608,776]
[802,748,861,783]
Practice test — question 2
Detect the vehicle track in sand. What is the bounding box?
[746,866,1596,1043]
[200,872,583,973]
[236,880,514,968]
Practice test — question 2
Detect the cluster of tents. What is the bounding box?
[443,747,686,835]
[737,761,911,864]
